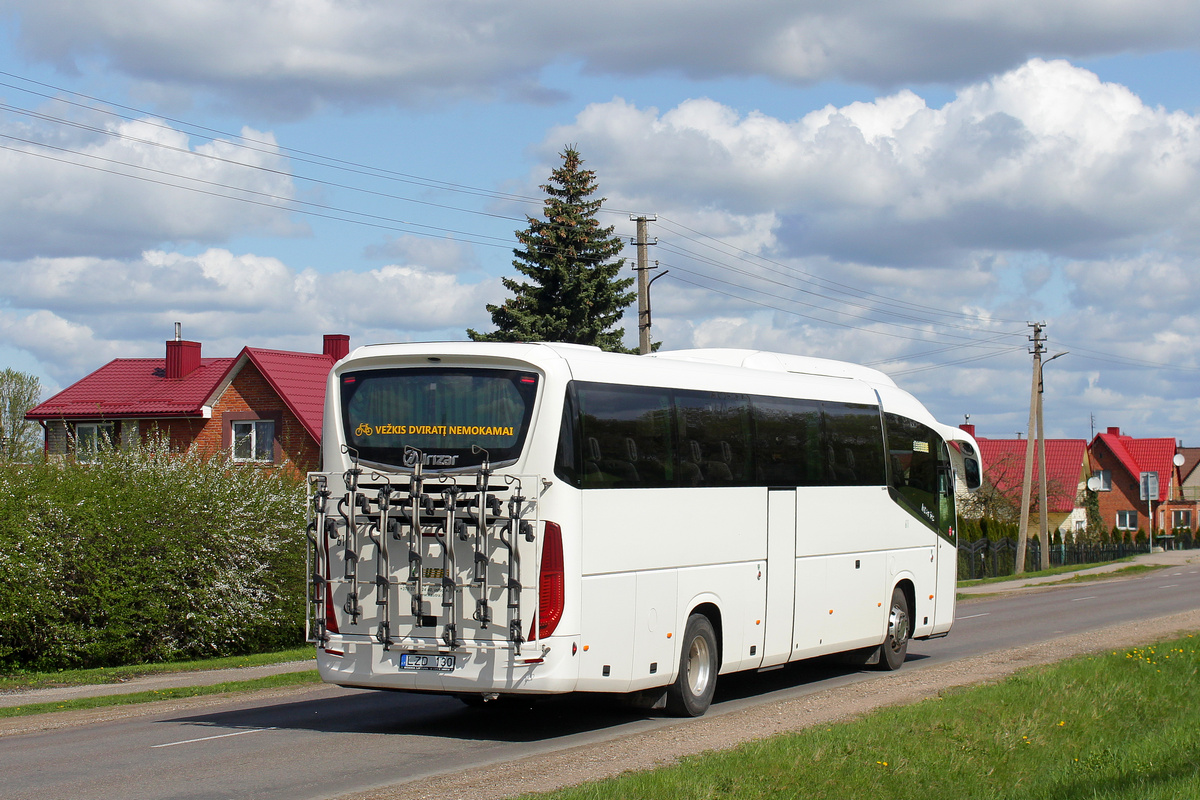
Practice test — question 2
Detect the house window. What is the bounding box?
[121,420,140,449]
[1116,510,1138,531]
[1091,470,1111,491]
[1172,509,1192,530]
[75,422,115,462]
[232,420,275,463]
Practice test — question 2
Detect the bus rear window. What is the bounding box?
[340,367,538,469]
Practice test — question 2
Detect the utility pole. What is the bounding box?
[1036,348,1069,569]
[1015,322,1045,575]
[631,215,658,355]
[1036,349,1051,571]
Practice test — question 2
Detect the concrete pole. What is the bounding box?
[1015,322,1045,575]
[632,215,656,355]
[635,216,650,354]
[1015,355,1039,575]
[1036,358,1051,570]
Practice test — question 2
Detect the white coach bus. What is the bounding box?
[306,342,981,716]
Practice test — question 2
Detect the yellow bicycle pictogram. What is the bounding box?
[355,423,373,437]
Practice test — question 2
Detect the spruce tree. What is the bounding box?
[468,147,635,352]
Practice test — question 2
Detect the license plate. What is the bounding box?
[400,653,456,671]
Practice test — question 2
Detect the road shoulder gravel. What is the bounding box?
[336,608,1200,800]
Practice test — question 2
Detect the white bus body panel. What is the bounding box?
[306,343,974,701]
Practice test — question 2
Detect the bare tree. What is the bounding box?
[1,368,43,461]
[958,449,1074,530]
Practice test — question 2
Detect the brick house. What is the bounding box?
[1087,427,1197,538]
[964,426,1089,534]
[25,330,349,475]
[1176,446,1200,503]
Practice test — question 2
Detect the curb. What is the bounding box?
[957,549,1200,596]
[0,659,317,709]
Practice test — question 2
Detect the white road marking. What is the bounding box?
[1070,596,1098,602]
[1158,584,1179,589]
[957,612,990,620]
[152,727,277,749]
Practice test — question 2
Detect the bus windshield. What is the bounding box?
[340,367,539,469]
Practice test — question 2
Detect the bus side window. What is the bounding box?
[554,386,581,487]
[885,413,953,538]
[675,391,752,487]
[575,383,673,488]
[751,397,822,486]
[821,401,887,486]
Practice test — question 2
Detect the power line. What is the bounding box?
[5,70,1193,377]
[656,215,1028,327]
[656,239,1022,337]
[0,100,536,228]
[0,71,544,207]
[0,70,646,226]
[0,140,518,249]
[663,266,1025,360]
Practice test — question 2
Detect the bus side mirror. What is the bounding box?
[962,456,982,491]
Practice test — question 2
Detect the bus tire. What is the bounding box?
[878,586,911,671]
[666,613,718,717]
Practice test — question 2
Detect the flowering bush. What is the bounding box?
[0,439,306,670]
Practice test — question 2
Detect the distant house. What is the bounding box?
[1175,446,1200,504]
[962,425,1089,534]
[1088,427,1196,536]
[25,330,348,475]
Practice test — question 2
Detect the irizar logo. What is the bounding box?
[403,450,459,468]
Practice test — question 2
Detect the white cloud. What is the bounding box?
[0,248,502,383]
[550,60,1200,267]
[0,310,130,380]
[0,112,301,259]
[6,1,1200,114]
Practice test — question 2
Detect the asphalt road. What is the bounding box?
[5,563,1200,800]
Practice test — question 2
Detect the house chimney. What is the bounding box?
[165,324,202,379]
[960,423,976,438]
[323,333,350,362]
[1107,427,1121,436]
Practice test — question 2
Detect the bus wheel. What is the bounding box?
[878,587,911,671]
[666,613,718,717]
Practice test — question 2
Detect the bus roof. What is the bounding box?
[649,348,898,388]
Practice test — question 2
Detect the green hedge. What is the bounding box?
[957,515,1019,543]
[0,442,307,671]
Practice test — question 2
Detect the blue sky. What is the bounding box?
[2,1,1200,444]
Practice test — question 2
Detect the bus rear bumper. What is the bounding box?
[316,637,580,695]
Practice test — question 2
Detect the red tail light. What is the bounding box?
[323,539,340,634]
[531,520,565,640]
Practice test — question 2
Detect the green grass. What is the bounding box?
[525,633,1200,800]
[1043,564,1160,584]
[0,646,315,694]
[0,669,321,719]
[957,558,1138,589]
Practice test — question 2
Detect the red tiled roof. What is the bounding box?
[26,344,337,445]
[1091,430,1176,502]
[241,347,334,442]
[26,357,237,420]
[977,437,1088,513]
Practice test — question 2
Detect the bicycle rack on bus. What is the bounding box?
[306,457,542,654]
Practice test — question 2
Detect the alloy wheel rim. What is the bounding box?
[687,636,712,695]
[888,603,910,652]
